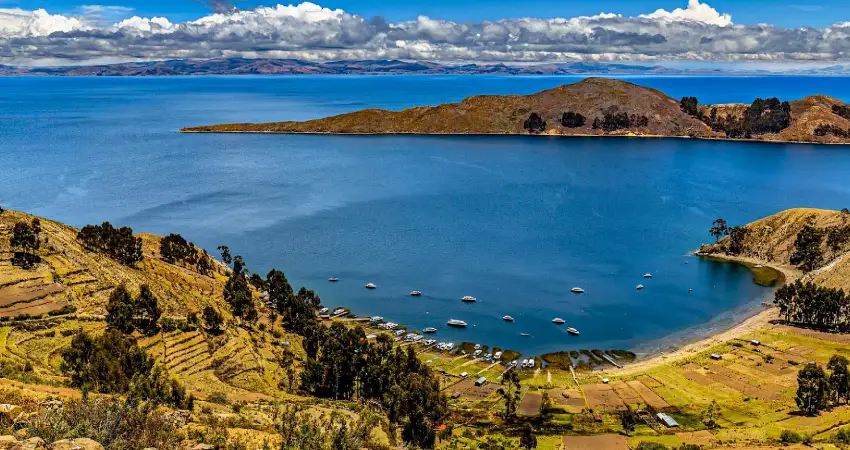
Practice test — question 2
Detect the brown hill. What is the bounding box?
[182,78,850,144]
[701,208,850,290]
[183,77,711,137]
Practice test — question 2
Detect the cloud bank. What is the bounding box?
[2,0,850,66]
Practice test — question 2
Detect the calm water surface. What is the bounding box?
[2,75,850,356]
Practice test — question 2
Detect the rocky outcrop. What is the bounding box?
[0,437,104,450]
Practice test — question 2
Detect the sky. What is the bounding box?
[1,0,850,67]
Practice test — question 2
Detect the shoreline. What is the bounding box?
[178,129,850,146]
[609,252,800,376]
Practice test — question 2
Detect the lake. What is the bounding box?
[2,75,850,356]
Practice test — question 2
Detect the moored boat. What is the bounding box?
[567,327,580,336]
[461,296,477,302]
[636,284,644,290]
[643,273,653,278]
[410,290,422,296]
[502,315,514,322]
[571,287,584,293]
[328,277,338,282]
[365,282,377,289]
[552,317,566,324]
[447,319,468,327]
[423,327,437,333]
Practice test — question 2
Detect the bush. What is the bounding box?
[834,427,850,444]
[28,398,182,450]
[780,429,803,443]
[523,113,546,134]
[208,392,228,404]
[636,442,668,450]
[48,305,77,316]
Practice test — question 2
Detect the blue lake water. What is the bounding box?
[2,75,850,356]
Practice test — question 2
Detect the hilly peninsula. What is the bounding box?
[182,77,850,144]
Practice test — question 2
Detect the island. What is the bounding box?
[182,77,850,144]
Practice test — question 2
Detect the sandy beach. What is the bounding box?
[608,253,801,376]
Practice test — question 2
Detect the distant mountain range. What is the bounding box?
[0,58,792,76]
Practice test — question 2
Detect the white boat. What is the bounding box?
[571,287,585,293]
[370,316,383,322]
[636,284,644,290]
[502,315,514,322]
[461,296,477,302]
[365,282,377,289]
[447,319,468,327]
[754,264,763,268]
[643,273,653,278]
[410,290,422,296]
[567,327,580,336]
[422,327,437,333]
[552,318,566,324]
[328,277,338,282]
[520,333,530,337]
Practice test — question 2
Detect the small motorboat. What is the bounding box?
[447,319,468,328]
[754,264,764,268]
[688,288,694,292]
[636,284,644,290]
[520,333,530,337]
[423,327,437,333]
[503,315,514,322]
[571,287,585,294]
[461,296,477,302]
[643,273,653,278]
[365,282,377,289]
[410,290,422,296]
[567,327,580,336]
[328,277,338,282]
[552,318,566,324]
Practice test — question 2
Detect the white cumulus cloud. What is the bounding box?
[1,1,850,67]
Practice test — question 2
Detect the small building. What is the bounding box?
[474,377,487,386]
[750,340,761,346]
[710,354,722,360]
[451,392,461,399]
[656,412,679,428]
[459,372,468,378]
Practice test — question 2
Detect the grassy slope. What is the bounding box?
[0,209,305,400]
[183,77,850,144]
[703,208,850,290]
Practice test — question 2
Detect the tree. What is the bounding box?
[77,222,142,266]
[202,306,223,334]
[278,347,297,392]
[540,390,553,418]
[728,226,749,255]
[797,362,829,416]
[703,400,720,428]
[135,285,161,335]
[523,113,546,134]
[842,208,850,215]
[710,218,729,242]
[829,355,850,404]
[217,245,232,265]
[620,408,638,435]
[519,423,537,450]
[10,220,41,269]
[680,96,699,116]
[224,257,256,323]
[791,225,825,272]
[561,111,586,128]
[497,371,521,421]
[106,285,136,334]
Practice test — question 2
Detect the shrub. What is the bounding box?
[77,222,142,266]
[208,392,228,404]
[636,442,668,450]
[834,427,850,444]
[780,429,803,443]
[523,113,546,134]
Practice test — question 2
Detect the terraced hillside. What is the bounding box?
[0,209,302,400]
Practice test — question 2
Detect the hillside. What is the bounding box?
[700,208,850,290]
[182,78,850,144]
[0,209,301,401]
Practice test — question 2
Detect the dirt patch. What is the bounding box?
[704,364,783,401]
[562,434,629,450]
[584,383,626,411]
[610,381,642,404]
[0,282,65,307]
[0,297,70,318]
[636,374,664,389]
[626,380,670,409]
[683,370,715,386]
[677,430,717,446]
[518,393,542,416]
[452,379,500,400]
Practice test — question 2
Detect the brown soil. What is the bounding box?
[562,434,629,450]
[583,383,626,411]
[626,380,670,409]
[517,393,542,416]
